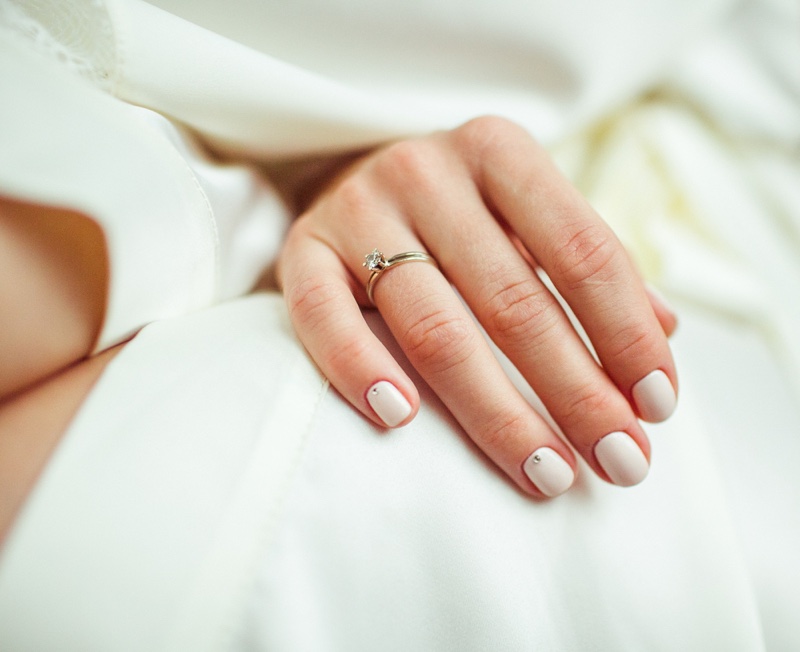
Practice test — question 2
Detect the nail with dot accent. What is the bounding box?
[523,447,575,497]
[366,381,411,427]
[595,432,649,487]
[632,370,677,422]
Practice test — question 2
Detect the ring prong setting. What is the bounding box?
[364,248,387,272]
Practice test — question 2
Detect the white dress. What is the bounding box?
[0,0,798,649]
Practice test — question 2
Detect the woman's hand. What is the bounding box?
[278,116,677,498]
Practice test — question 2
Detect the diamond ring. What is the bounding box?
[363,248,439,305]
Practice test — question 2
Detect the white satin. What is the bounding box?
[0,0,799,649]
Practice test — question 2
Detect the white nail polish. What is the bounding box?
[367,381,411,427]
[632,370,677,422]
[523,447,575,497]
[595,432,649,487]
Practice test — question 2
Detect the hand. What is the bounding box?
[278,116,677,497]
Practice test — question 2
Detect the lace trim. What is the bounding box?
[0,0,116,90]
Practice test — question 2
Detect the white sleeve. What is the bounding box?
[106,0,430,158]
[0,28,290,351]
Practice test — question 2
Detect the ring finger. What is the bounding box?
[313,212,579,497]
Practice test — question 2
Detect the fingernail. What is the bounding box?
[367,381,412,427]
[523,447,575,497]
[632,370,677,422]
[595,431,649,487]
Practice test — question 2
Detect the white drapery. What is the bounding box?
[1,0,798,649]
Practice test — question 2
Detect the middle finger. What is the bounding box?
[390,145,651,487]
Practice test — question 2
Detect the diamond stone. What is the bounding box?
[364,249,386,271]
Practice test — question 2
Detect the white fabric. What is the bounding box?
[0,296,326,650]
[0,295,775,651]
[1,0,799,649]
[136,0,731,151]
[0,26,290,349]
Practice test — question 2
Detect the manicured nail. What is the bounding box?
[367,381,411,427]
[632,370,677,422]
[595,432,649,487]
[523,447,575,497]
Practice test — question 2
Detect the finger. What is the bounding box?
[370,258,578,497]
[461,117,678,424]
[387,149,651,487]
[313,188,579,497]
[280,220,418,428]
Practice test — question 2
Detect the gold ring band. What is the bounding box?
[363,249,439,305]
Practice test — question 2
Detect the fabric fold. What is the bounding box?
[0,295,327,651]
[0,28,290,350]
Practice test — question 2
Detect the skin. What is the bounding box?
[279,116,678,497]
[0,345,122,545]
[0,196,111,543]
[0,197,108,398]
[0,117,677,540]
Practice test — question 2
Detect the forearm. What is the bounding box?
[0,344,123,545]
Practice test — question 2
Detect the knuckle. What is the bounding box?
[483,278,557,341]
[604,323,657,362]
[333,175,377,218]
[283,213,314,247]
[477,408,528,450]
[326,332,373,372]
[452,116,541,173]
[559,383,615,427]
[550,222,621,290]
[455,115,520,150]
[401,307,476,377]
[286,275,348,332]
[377,139,442,190]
